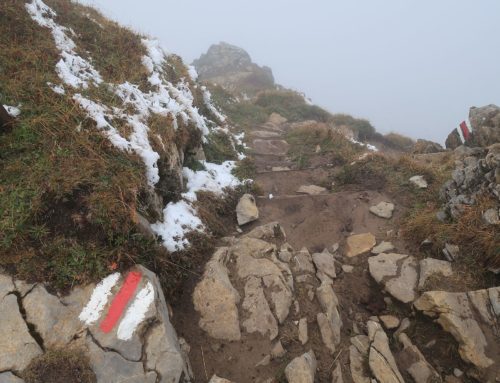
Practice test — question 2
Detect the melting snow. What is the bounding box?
[25,0,246,252]
[350,137,378,152]
[47,82,66,95]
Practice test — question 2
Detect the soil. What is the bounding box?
[172,121,469,383]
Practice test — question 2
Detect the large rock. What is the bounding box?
[368,253,418,303]
[414,287,499,375]
[194,247,241,341]
[445,129,462,150]
[369,202,395,219]
[397,333,441,383]
[236,194,259,225]
[469,104,500,147]
[0,372,25,383]
[192,42,275,95]
[316,283,342,351]
[367,320,404,383]
[345,233,376,257]
[284,350,317,383]
[312,249,337,279]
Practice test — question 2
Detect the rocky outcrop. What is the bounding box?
[439,143,499,223]
[469,104,500,147]
[413,139,444,154]
[414,287,500,380]
[193,42,275,95]
[0,267,190,383]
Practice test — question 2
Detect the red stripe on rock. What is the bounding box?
[100,271,142,333]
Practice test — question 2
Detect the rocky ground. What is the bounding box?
[173,115,499,383]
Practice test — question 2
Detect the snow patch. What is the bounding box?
[202,86,226,123]
[47,82,66,95]
[183,161,240,201]
[116,281,155,340]
[350,137,378,152]
[79,273,121,325]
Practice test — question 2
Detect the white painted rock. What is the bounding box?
[369,202,395,219]
[236,194,259,225]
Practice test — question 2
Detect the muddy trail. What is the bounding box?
[172,120,495,383]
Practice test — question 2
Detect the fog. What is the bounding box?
[79,0,500,144]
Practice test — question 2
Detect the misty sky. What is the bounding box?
[79,0,500,144]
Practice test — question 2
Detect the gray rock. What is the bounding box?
[285,350,317,383]
[271,340,286,359]
[297,185,328,195]
[394,318,411,340]
[483,208,499,225]
[0,372,25,383]
[194,247,241,341]
[379,315,400,330]
[371,241,395,255]
[369,202,395,219]
[292,247,316,274]
[298,317,308,345]
[331,362,344,383]
[279,243,294,263]
[312,249,337,279]
[262,274,293,324]
[244,221,286,241]
[409,175,428,189]
[236,194,259,225]
[241,276,278,340]
[469,104,500,147]
[349,336,370,383]
[316,283,342,348]
[317,313,337,354]
[418,258,453,290]
[342,265,354,273]
[398,333,441,383]
[367,320,404,383]
[368,253,418,303]
[0,273,14,299]
[0,294,43,372]
[442,243,460,261]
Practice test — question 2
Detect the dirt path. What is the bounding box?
[172,122,466,383]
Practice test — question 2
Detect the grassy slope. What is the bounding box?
[0,0,237,295]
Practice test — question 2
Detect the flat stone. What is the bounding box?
[285,350,317,383]
[209,375,234,383]
[317,313,337,354]
[368,253,418,303]
[312,250,337,279]
[316,283,342,347]
[236,194,259,225]
[369,202,395,219]
[0,294,42,371]
[292,247,316,274]
[349,343,370,383]
[194,248,241,341]
[262,274,293,324]
[371,241,395,255]
[331,362,344,383]
[296,185,327,195]
[398,333,441,383]
[0,372,25,383]
[272,166,291,171]
[241,276,278,340]
[298,318,308,345]
[379,315,400,330]
[418,258,453,290]
[346,233,376,257]
[342,265,354,273]
[409,175,428,189]
[414,288,498,370]
[367,320,405,383]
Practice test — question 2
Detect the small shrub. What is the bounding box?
[203,131,238,164]
[232,157,257,180]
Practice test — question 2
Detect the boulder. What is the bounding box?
[292,247,316,274]
[369,202,395,219]
[0,372,25,383]
[371,241,395,255]
[368,253,418,303]
[236,194,259,225]
[414,288,499,373]
[284,350,317,383]
[445,129,462,150]
[193,248,241,341]
[379,315,400,330]
[345,233,376,257]
[367,320,405,383]
[469,104,500,147]
[418,258,453,290]
[297,185,327,195]
[245,221,286,241]
[312,249,337,279]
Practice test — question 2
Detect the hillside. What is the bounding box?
[0,1,499,383]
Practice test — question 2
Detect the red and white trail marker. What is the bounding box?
[79,270,155,341]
